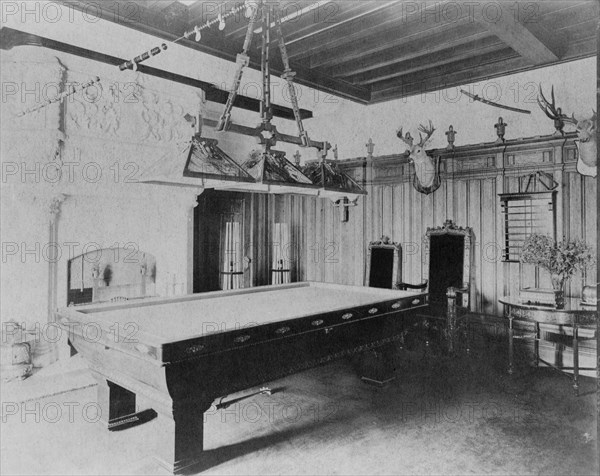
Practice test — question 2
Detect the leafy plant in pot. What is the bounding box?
[519,234,595,308]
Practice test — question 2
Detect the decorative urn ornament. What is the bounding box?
[519,234,595,309]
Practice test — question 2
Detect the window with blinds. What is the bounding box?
[499,191,557,262]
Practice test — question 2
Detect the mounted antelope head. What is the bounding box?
[396,120,441,194]
[538,85,597,177]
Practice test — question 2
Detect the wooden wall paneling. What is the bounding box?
[319,134,594,317]
[304,196,317,282]
[554,142,566,243]
[433,179,448,226]
[244,194,254,289]
[318,198,327,282]
[421,186,435,232]
[566,172,584,297]
[447,157,456,222]
[325,198,337,283]
[554,144,566,296]
[338,201,350,285]
[583,175,597,288]
[391,184,401,246]
[454,179,468,231]
[495,151,506,316]
[480,177,497,314]
[412,186,424,285]
[354,193,365,286]
[400,182,413,284]
[382,184,394,239]
[248,193,257,287]
[372,185,383,241]
[261,194,271,286]
[289,195,298,281]
[467,179,482,312]
[298,196,307,282]
[365,164,375,244]
[311,197,321,282]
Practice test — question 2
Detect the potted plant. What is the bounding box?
[519,234,595,308]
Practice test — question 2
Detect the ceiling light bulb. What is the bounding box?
[194,25,201,41]
[218,14,225,30]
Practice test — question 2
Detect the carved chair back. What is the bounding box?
[365,237,402,289]
[422,220,473,308]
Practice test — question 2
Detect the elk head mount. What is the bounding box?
[396,120,441,194]
[538,85,597,177]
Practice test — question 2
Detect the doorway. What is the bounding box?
[194,189,260,293]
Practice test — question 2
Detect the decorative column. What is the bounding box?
[184,190,202,295]
[48,194,67,323]
[157,188,203,296]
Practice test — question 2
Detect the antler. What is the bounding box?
[537,85,578,125]
[417,120,435,147]
[396,127,414,148]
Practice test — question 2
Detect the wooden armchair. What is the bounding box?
[398,220,474,352]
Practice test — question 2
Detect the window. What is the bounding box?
[499,191,557,262]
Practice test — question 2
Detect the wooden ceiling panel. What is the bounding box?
[372,48,521,96]
[286,2,404,60]
[325,23,488,78]
[350,36,507,86]
[371,51,529,103]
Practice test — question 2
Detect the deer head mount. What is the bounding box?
[396,120,441,194]
[538,85,597,177]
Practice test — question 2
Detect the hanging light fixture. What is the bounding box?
[139,1,365,203]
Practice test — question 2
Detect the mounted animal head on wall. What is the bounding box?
[396,120,441,194]
[537,86,597,177]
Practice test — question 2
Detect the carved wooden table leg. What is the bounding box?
[360,345,397,386]
[154,399,214,474]
[91,371,136,427]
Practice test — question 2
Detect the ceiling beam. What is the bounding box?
[286,1,406,60]
[372,48,520,98]
[326,24,488,78]
[351,37,506,86]
[371,49,531,104]
[282,1,392,47]
[371,34,597,103]
[472,3,561,64]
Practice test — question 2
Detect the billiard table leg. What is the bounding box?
[153,400,214,474]
[91,371,136,427]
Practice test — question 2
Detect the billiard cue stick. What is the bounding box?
[215,387,272,410]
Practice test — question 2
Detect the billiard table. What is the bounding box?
[56,282,427,473]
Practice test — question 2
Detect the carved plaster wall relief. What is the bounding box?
[65,72,195,145]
